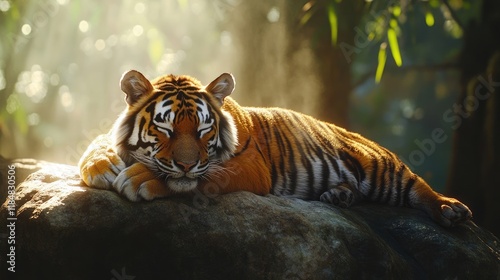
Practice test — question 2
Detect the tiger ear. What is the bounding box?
[120,70,154,105]
[205,73,235,105]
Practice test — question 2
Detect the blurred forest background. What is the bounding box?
[1,0,499,235]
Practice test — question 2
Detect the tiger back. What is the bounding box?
[79,70,472,227]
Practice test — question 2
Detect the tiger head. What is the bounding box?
[113,70,238,192]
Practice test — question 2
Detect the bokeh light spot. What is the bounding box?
[22,24,32,35]
[6,94,20,114]
[134,2,146,13]
[0,0,10,12]
[95,39,106,51]
[79,20,89,33]
[132,25,144,37]
[267,7,280,23]
[28,113,40,126]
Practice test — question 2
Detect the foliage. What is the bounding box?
[300,0,478,83]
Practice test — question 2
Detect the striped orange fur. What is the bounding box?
[79,70,472,227]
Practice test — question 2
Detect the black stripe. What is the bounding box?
[339,149,366,183]
[194,98,205,105]
[340,170,348,183]
[283,134,297,195]
[280,114,314,196]
[403,175,416,207]
[385,161,396,204]
[298,136,317,200]
[180,86,201,91]
[315,147,330,200]
[327,153,341,179]
[380,158,394,204]
[134,118,150,149]
[394,166,405,206]
[375,159,388,202]
[158,85,177,92]
[367,158,379,199]
[255,114,277,191]
[233,138,251,157]
[253,138,266,162]
[272,125,287,192]
[254,114,273,162]
[160,91,178,101]
[270,164,278,193]
[292,116,320,196]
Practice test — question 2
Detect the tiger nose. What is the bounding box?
[174,160,196,172]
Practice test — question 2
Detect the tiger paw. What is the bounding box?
[320,184,360,208]
[79,147,126,189]
[113,163,171,201]
[429,196,473,227]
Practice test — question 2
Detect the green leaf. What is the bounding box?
[375,43,387,84]
[392,5,401,17]
[387,21,402,67]
[327,2,338,46]
[425,11,435,27]
[429,0,440,8]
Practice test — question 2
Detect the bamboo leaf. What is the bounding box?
[327,2,338,46]
[425,11,435,27]
[375,43,387,84]
[387,21,402,67]
[392,5,401,17]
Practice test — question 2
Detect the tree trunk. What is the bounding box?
[228,1,360,128]
[313,36,352,128]
[447,0,500,236]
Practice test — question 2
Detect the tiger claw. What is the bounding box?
[80,153,125,189]
[428,197,472,227]
[113,163,171,201]
[320,184,359,208]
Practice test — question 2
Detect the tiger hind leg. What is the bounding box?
[320,183,364,208]
[413,188,472,227]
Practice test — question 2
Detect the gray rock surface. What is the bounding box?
[0,161,499,280]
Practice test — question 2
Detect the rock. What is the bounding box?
[0,161,499,280]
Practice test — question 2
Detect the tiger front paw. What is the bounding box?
[320,183,361,208]
[430,196,472,227]
[79,148,126,189]
[113,163,171,201]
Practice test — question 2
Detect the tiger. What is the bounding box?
[79,70,472,227]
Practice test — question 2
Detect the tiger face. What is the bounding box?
[113,70,238,192]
